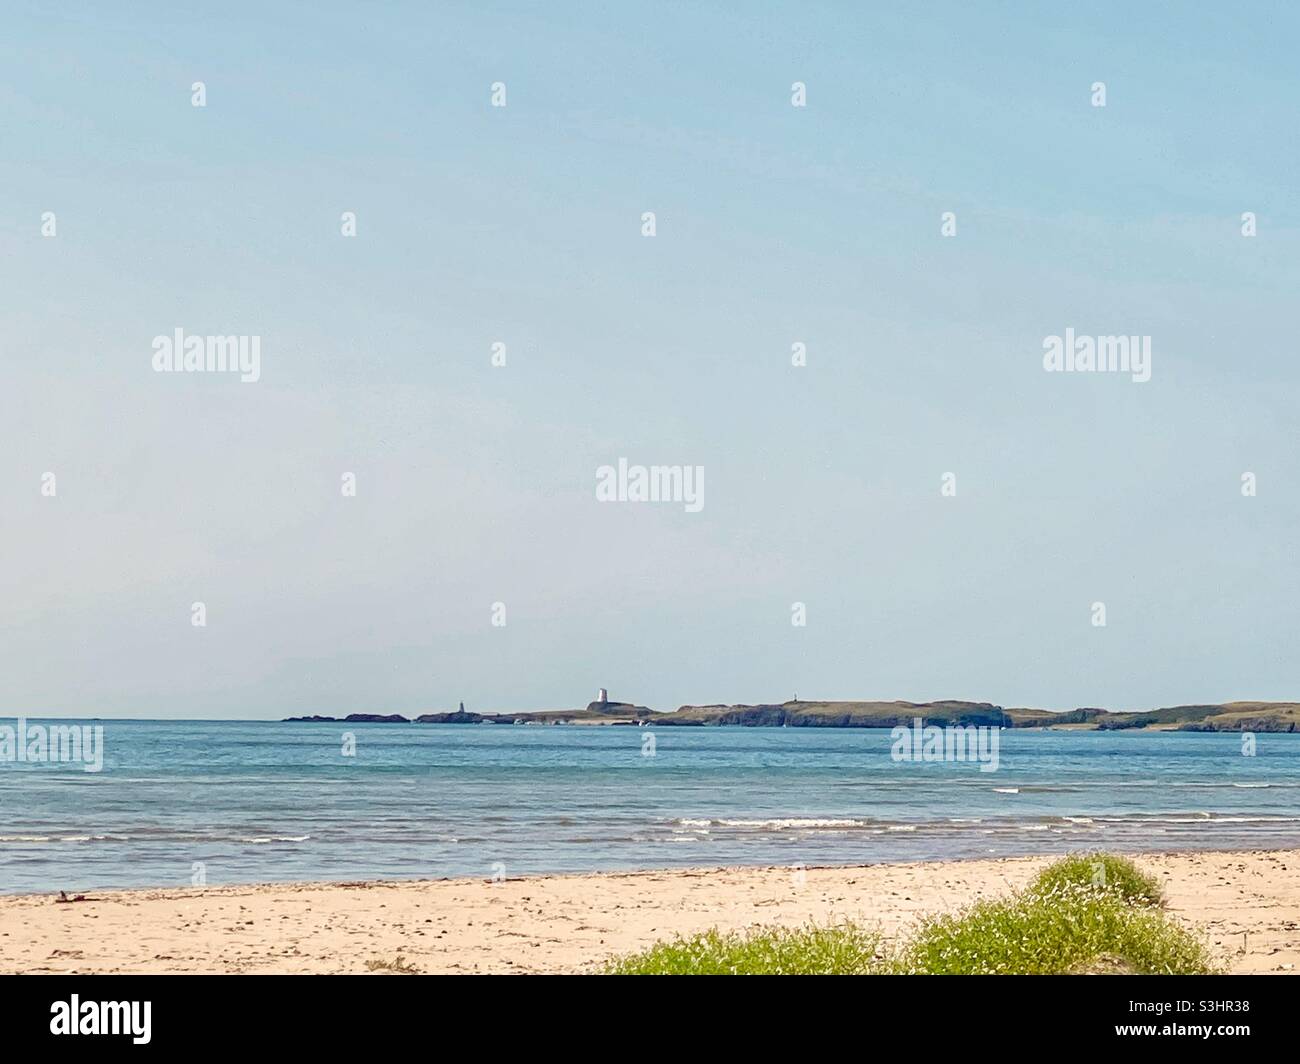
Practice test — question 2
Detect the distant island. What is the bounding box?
[285,696,1300,732]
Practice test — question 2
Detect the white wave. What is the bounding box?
[0,834,93,843]
[713,818,862,830]
[1094,814,1299,825]
[237,834,311,844]
[1195,815,1299,824]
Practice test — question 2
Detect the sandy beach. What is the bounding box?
[1,848,1296,974]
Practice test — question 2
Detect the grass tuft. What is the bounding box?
[898,883,1215,974]
[604,922,885,975]
[606,854,1218,976]
[1028,852,1165,908]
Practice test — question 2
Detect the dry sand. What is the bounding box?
[2,849,1296,974]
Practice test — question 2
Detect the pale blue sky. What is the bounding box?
[3,2,1298,718]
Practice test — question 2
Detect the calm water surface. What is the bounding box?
[1,721,1297,893]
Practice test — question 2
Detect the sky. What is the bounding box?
[2,2,1298,718]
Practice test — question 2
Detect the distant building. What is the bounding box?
[597,688,609,704]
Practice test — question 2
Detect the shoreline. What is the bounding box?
[2,838,1293,900]
[3,848,1297,974]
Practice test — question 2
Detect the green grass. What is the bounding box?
[898,884,1214,974]
[1027,852,1165,908]
[604,922,885,975]
[604,854,1219,975]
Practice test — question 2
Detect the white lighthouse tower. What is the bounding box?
[597,687,609,705]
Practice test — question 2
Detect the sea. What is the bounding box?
[1,720,1297,894]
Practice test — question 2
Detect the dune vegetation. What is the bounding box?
[1027,851,1165,908]
[604,854,1218,975]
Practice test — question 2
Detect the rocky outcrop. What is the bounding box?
[653,704,788,727]
[282,713,410,723]
[1180,717,1296,733]
[656,700,1009,728]
[414,711,483,724]
[583,700,654,718]
[293,700,1300,731]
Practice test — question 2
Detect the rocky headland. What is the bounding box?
[284,699,1300,731]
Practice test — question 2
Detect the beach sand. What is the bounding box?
[1,849,1296,974]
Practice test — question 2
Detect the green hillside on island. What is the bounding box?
[286,699,1300,731]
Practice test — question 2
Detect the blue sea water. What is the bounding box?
[1,721,1297,894]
